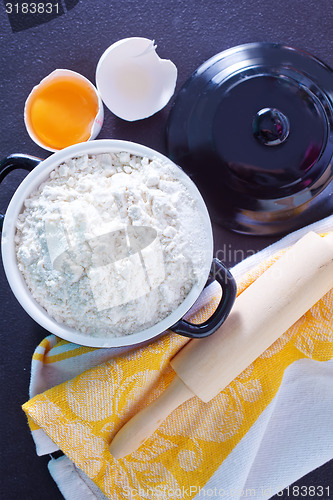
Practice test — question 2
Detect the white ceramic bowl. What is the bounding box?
[1,140,235,347]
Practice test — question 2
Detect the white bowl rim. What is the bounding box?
[1,139,213,347]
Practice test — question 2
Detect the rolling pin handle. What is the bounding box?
[109,375,194,459]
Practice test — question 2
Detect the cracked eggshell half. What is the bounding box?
[95,37,177,121]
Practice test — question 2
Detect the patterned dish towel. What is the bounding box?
[22,215,333,500]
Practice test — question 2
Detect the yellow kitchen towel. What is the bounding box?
[22,234,333,500]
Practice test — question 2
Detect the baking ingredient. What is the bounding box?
[25,71,100,150]
[15,152,207,337]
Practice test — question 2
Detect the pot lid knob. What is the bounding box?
[252,107,290,146]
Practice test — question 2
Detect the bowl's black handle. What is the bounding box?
[0,154,42,231]
[171,258,237,339]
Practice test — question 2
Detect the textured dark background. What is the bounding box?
[0,0,332,498]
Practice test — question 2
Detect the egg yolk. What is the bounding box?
[26,76,99,150]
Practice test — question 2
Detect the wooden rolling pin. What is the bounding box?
[109,231,333,459]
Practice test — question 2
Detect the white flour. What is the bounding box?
[15,152,208,337]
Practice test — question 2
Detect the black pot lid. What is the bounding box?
[166,43,333,235]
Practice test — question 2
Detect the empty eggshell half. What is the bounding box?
[95,37,177,121]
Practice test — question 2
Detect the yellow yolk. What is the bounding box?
[26,76,99,150]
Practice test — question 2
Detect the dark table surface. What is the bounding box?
[0,1,332,498]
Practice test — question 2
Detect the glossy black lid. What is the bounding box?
[166,43,333,235]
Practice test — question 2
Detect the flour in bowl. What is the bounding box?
[15,152,208,337]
